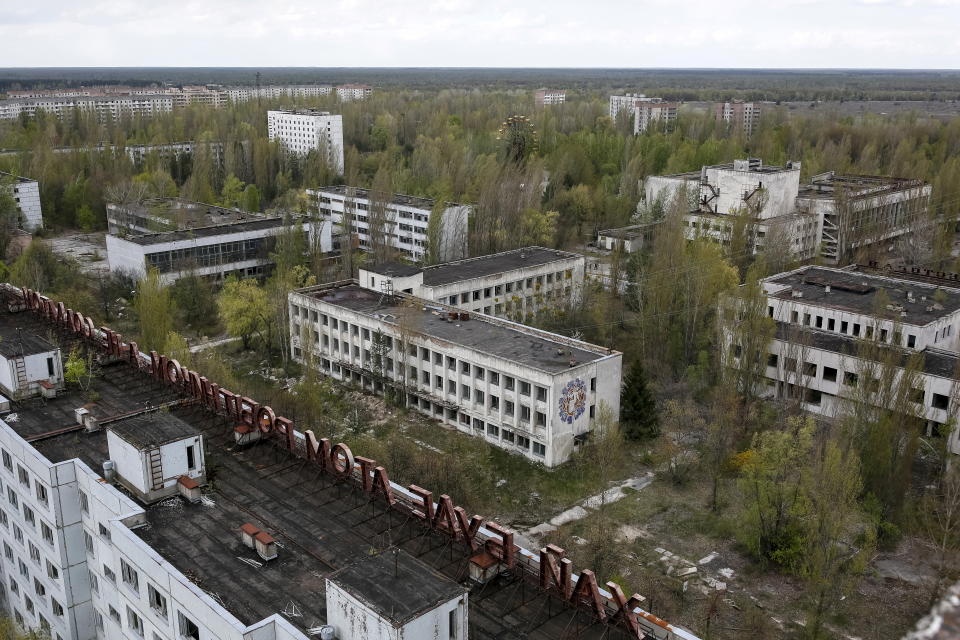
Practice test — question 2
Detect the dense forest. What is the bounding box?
[3,67,960,100]
[2,78,960,638]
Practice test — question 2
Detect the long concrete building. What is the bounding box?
[0,284,700,640]
[0,85,344,121]
[645,158,931,264]
[0,171,43,231]
[105,199,329,285]
[727,265,960,453]
[357,247,585,320]
[308,185,470,262]
[289,282,622,467]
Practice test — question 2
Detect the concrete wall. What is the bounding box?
[703,164,799,218]
[325,579,465,640]
[10,179,43,231]
[644,175,697,209]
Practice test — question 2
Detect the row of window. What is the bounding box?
[735,347,952,410]
[777,305,923,348]
[443,271,574,306]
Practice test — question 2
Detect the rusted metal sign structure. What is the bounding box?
[17,286,700,640]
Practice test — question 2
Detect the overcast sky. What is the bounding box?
[2,0,958,69]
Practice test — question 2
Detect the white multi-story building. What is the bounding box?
[267,109,344,174]
[0,95,176,122]
[534,89,566,107]
[646,158,817,259]
[335,84,372,102]
[289,282,622,467]
[105,199,329,285]
[728,265,960,453]
[714,101,761,136]
[224,86,332,102]
[0,171,43,231]
[645,159,933,264]
[358,247,585,320]
[633,101,678,134]
[308,186,470,262]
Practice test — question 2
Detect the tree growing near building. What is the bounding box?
[620,361,659,440]
[736,416,814,565]
[797,438,872,639]
[218,276,271,350]
[133,269,174,353]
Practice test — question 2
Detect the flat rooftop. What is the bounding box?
[0,323,57,358]
[0,170,36,185]
[767,266,960,326]
[108,199,265,230]
[119,216,295,246]
[314,185,463,210]
[109,412,199,449]
[295,283,612,373]
[797,173,928,200]
[269,108,334,116]
[421,247,582,287]
[329,551,465,625]
[0,307,626,640]
[598,222,660,239]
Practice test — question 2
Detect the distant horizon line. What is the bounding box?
[1,66,959,72]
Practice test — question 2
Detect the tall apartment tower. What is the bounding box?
[714,101,761,136]
[267,109,344,174]
[609,94,677,133]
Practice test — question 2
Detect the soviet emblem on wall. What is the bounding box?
[558,378,587,424]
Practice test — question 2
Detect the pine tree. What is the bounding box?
[621,362,659,440]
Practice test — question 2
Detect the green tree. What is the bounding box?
[76,204,97,231]
[220,173,246,209]
[737,416,815,565]
[620,362,659,440]
[64,346,89,389]
[218,277,271,350]
[133,269,174,353]
[241,183,261,212]
[798,439,871,639]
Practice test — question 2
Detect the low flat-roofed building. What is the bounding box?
[0,287,700,640]
[326,551,467,640]
[1,171,43,231]
[358,246,585,320]
[289,282,622,467]
[596,222,660,253]
[106,199,330,285]
[309,185,470,262]
[106,412,205,504]
[725,265,960,453]
[0,325,62,400]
